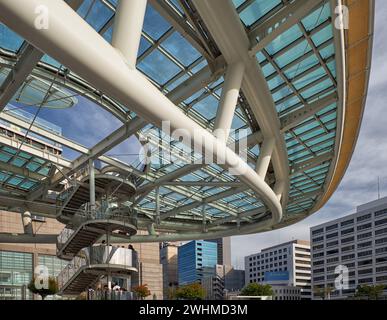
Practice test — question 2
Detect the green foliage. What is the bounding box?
[240,283,273,297]
[133,284,151,299]
[175,283,206,300]
[313,285,332,300]
[355,285,386,300]
[28,276,59,300]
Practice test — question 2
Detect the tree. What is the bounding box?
[355,285,386,300]
[175,283,206,300]
[28,276,59,300]
[313,286,323,299]
[240,283,273,297]
[133,284,151,300]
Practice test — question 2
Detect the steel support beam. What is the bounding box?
[255,137,275,179]
[0,44,43,112]
[161,181,243,187]
[166,60,225,105]
[161,186,247,220]
[0,161,46,180]
[89,159,95,213]
[0,0,82,112]
[0,111,147,177]
[0,233,57,243]
[51,117,146,184]
[280,92,338,132]
[149,0,214,63]
[290,152,333,177]
[249,0,325,55]
[245,92,337,147]
[213,62,244,141]
[289,190,322,203]
[192,0,289,213]
[0,135,72,168]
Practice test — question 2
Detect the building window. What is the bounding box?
[375,209,387,218]
[357,213,372,222]
[375,218,387,227]
[357,241,372,249]
[0,251,33,300]
[341,219,354,227]
[341,228,354,236]
[326,224,338,231]
[357,232,372,240]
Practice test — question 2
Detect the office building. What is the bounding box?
[201,264,245,300]
[207,238,232,266]
[245,240,311,299]
[310,197,387,299]
[178,240,217,286]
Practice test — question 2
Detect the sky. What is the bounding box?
[231,0,387,269]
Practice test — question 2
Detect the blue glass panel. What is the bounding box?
[239,0,282,27]
[143,5,171,40]
[0,24,24,52]
[138,50,181,85]
[161,32,201,67]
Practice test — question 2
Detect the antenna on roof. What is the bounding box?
[378,176,381,200]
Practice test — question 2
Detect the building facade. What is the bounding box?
[0,211,163,300]
[207,238,231,265]
[310,197,387,299]
[160,242,179,300]
[245,240,311,299]
[178,240,217,286]
[271,285,301,300]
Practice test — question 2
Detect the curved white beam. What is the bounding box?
[0,0,282,226]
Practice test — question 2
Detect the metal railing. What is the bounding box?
[57,246,138,293]
[87,290,137,300]
[57,255,86,289]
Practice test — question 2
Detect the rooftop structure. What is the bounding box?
[0,0,374,243]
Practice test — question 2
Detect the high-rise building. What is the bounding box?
[207,238,231,266]
[245,240,311,299]
[160,242,179,299]
[310,197,387,300]
[178,240,217,286]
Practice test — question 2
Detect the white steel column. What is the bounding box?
[0,0,282,228]
[112,0,148,68]
[89,159,96,214]
[274,180,285,202]
[213,62,245,142]
[256,137,275,179]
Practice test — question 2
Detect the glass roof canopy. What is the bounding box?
[0,0,373,240]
